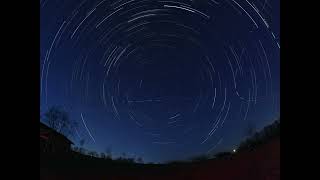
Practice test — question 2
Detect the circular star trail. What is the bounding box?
[40,0,280,162]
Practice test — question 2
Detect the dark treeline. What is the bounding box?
[237,119,280,152]
[184,119,280,163]
[41,106,279,166]
[40,106,146,165]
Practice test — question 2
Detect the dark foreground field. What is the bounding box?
[40,137,279,180]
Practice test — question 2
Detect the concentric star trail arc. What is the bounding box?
[41,0,279,162]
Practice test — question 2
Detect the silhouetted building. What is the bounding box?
[40,122,73,153]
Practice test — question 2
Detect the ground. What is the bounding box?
[40,137,279,180]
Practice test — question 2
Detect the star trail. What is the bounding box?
[40,0,280,163]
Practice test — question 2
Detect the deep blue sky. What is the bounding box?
[40,0,279,163]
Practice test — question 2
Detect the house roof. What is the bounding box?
[40,121,74,144]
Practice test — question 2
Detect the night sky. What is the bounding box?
[40,0,280,163]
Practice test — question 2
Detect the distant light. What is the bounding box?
[233,149,236,153]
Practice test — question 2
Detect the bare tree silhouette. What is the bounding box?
[245,120,256,138]
[43,106,76,138]
[105,146,112,159]
[80,139,85,147]
[100,152,106,159]
[136,157,144,164]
